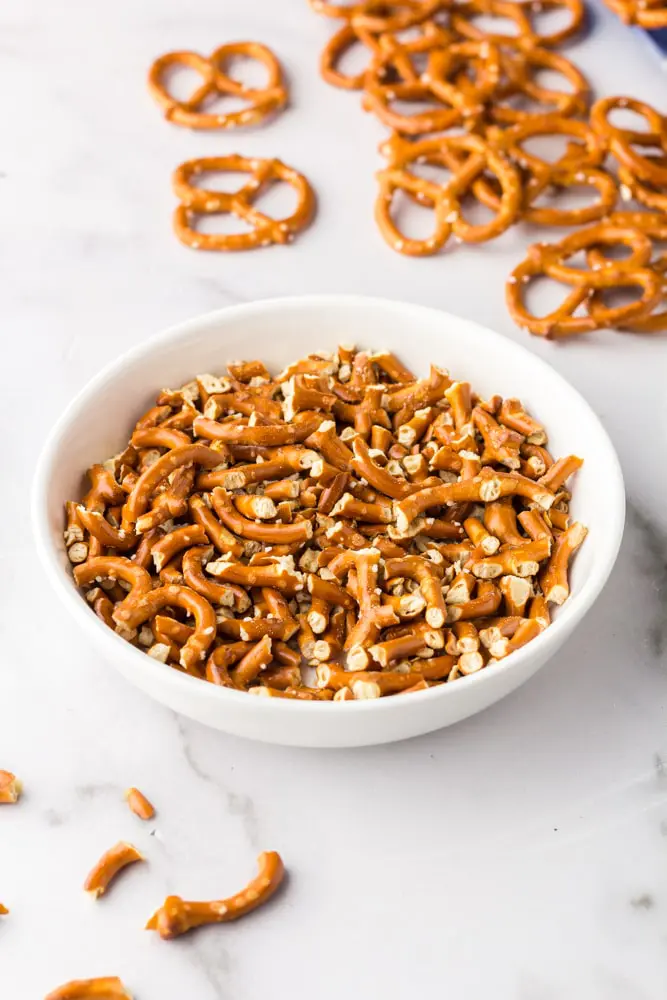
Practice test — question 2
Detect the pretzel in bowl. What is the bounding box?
[148,43,288,129]
[172,155,316,251]
[66,346,587,700]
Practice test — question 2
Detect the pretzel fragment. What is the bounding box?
[146,851,284,939]
[45,978,133,1000]
[0,770,21,804]
[540,521,587,604]
[83,842,144,898]
[125,787,155,821]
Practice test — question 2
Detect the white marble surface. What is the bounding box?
[2,0,667,996]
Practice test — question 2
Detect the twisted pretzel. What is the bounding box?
[585,211,667,332]
[321,18,447,90]
[376,133,520,254]
[148,43,287,130]
[490,47,589,124]
[172,155,316,252]
[507,224,663,337]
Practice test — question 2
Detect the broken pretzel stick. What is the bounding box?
[146,851,284,939]
[84,842,144,899]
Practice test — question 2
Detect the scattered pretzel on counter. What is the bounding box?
[65,347,587,700]
[0,903,8,915]
[125,787,155,821]
[146,850,284,939]
[172,155,316,251]
[505,92,667,337]
[45,978,133,1000]
[83,842,144,899]
[0,770,21,804]
[148,42,288,129]
[309,1,667,336]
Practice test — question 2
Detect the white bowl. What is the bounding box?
[32,296,624,748]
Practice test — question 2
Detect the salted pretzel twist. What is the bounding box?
[172,155,316,252]
[148,43,287,129]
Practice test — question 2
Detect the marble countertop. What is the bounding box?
[2,0,667,996]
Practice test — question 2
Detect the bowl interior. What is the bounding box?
[36,295,624,680]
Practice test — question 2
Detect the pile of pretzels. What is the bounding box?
[65,347,586,702]
[309,0,667,337]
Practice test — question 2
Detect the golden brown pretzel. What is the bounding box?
[375,133,520,255]
[451,0,585,48]
[507,223,664,337]
[0,770,21,804]
[308,0,441,29]
[146,851,284,939]
[321,18,447,90]
[125,787,155,821]
[491,48,589,124]
[45,978,133,1000]
[172,156,316,252]
[114,584,217,671]
[83,842,144,898]
[148,43,287,130]
[585,211,667,333]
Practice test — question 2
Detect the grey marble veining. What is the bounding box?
[2,0,667,997]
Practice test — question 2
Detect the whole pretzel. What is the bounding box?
[172,155,316,252]
[491,47,589,124]
[376,134,520,253]
[321,18,447,90]
[148,43,287,129]
[585,210,667,332]
[146,851,284,939]
[590,96,667,188]
[507,226,663,337]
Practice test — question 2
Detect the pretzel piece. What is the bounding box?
[45,978,133,1000]
[114,585,217,670]
[125,787,155,821]
[540,521,587,604]
[146,851,284,939]
[83,841,144,898]
[0,770,21,804]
